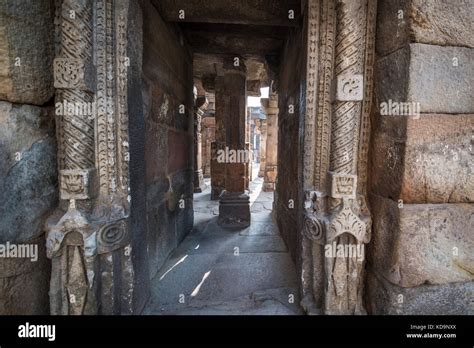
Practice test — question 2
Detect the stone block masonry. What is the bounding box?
[367,0,474,315]
[0,0,57,315]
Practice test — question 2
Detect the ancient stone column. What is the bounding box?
[217,57,250,229]
[323,0,372,315]
[46,0,134,315]
[47,0,97,316]
[211,76,226,200]
[301,0,375,316]
[258,119,267,177]
[245,108,252,189]
[261,94,278,192]
[194,96,208,193]
[202,117,215,178]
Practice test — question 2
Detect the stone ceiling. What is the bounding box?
[154,0,302,94]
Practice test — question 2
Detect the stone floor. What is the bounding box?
[144,164,302,315]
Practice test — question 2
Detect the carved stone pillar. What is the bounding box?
[301,0,376,315]
[261,94,278,192]
[217,57,250,229]
[258,119,267,177]
[194,96,208,193]
[46,0,133,315]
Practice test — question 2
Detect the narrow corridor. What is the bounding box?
[144,166,302,315]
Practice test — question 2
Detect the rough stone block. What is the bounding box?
[376,44,474,114]
[167,129,192,174]
[366,271,473,315]
[371,114,474,203]
[0,102,58,243]
[376,0,474,56]
[368,194,474,288]
[0,0,54,105]
[0,234,50,315]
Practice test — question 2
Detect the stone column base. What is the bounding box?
[218,191,250,230]
[193,169,206,193]
[263,165,277,191]
[258,160,266,177]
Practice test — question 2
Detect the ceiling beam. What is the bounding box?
[153,0,301,26]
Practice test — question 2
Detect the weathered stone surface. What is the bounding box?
[275,25,303,261]
[0,234,50,315]
[181,23,287,55]
[0,101,55,315]
[153,0,300,26]
[376,44,474,114]
[371,114,474,203]
[0,102,57,242]
[368,194,474,288]
[0,0,54,105]
[366,271,473,315]
[376,0,474,56]
[141,0,194,280]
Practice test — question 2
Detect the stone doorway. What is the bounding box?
[3,0,470,317]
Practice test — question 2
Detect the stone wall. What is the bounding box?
[366,0,474,314]
[0,0,56,314]
[140,0,194,281]
[275,25,305,261]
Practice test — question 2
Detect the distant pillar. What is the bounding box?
[261,94,278,192]
[217,57,250,229]
[258,119,267,177]
[193,96,207,193]
[211,77,226,200]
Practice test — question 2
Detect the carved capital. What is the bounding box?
[54,58,95,92]
[327,199,369,243]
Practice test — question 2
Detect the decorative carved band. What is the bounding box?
[330,0,367,175]
[55,0,95,172]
